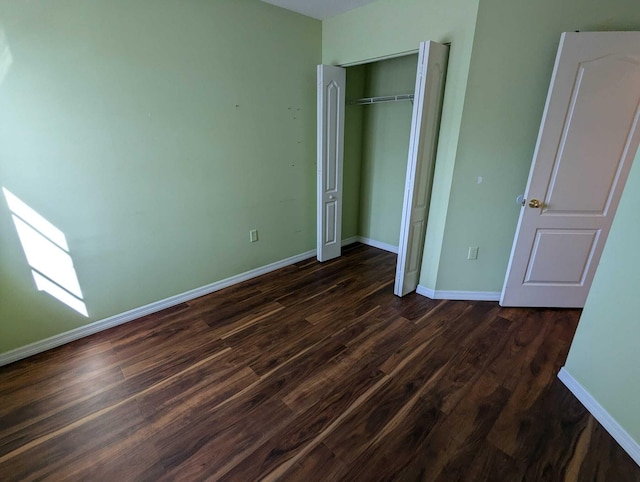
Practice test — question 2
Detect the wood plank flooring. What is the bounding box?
[0,244,638,481]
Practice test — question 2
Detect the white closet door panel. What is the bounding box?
[395,41,449,297]
[317,65,346,262]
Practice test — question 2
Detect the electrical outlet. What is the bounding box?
[249,229,258,243]
[468,246,479,260]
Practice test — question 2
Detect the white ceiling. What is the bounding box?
[260,0,378,20]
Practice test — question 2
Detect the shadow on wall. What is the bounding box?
[3,188,88,317]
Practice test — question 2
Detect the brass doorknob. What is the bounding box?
[528,199,541,208]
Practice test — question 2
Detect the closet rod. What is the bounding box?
[348,94,414,105]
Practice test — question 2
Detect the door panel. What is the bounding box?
[524,229,599,284]
[407,219,424,273]
[317,65,346,262]
[394,41,449,297]
[545,56,640,215]
[324,201,337,244]
[501,32,640,307]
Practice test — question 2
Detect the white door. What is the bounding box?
[317,65,346,262]
[501,32,640,308]
[394,41,449,296]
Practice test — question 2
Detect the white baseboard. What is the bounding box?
[416,285,435,298]
[416,285,501,301]
[0,248,317,367]
[341,236,359,247]
[356,236,398,254]
[340,235,398,254]
[558,368,640,467]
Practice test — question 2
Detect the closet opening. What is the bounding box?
[343,54,418,256]
[317,41,449,297]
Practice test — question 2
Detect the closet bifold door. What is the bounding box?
[394,41,449,296]
[317,64,346,262]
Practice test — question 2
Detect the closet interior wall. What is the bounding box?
[342,54,420,248]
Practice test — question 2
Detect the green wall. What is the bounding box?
[0,0,321,353]
[342,65,366,240]
[563,147,640,444]
[323,0,480,287]
[342,54,420,247]
[358,55,417,247]
[432,0,640,291]
[325,0,640,293]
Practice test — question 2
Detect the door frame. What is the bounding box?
[317,42,450,296]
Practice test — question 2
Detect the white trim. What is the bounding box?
[339,49,420,68]
[416,285,435,297]
[341,236,359,247]
[356,236,398,254]
[416,285,501,301]
[0,248,317,367]
[558,368,640,467]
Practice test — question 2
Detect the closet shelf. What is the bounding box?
[348,94,414,105]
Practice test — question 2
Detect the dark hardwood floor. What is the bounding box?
[0,244,638,481]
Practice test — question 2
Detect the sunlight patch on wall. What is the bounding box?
[3,188,88,316]
[0,25,12,88]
